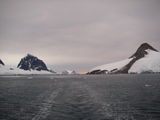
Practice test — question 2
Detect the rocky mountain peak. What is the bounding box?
[130,43,158,59]
[17,54,49,71]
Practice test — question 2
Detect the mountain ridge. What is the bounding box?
[129,43,158,59]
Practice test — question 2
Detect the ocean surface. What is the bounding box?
[0,74,160,120]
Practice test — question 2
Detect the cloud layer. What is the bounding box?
[0,0,160,72]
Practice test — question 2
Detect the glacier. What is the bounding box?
[129,50,160,74]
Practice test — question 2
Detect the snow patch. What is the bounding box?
[91,58,132,72]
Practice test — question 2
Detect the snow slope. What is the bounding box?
[129,50,160,73]
[91,58,133,72]
[0,65,54,75]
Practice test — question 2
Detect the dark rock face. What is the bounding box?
[129,43,158,59]
[17,54,49,71]
[0,59,5,66]
[88,43,158,74]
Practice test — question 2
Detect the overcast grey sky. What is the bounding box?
[0,0,160,73]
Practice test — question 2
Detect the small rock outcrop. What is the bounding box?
[17,54,49,71]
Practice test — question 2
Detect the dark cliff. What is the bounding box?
[0,59,5,66]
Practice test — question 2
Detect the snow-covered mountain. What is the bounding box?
[0,65,54,75]
[62,70,77,75]
[0,54,56,75]
[17,54,49,71]
[88,43,160,74]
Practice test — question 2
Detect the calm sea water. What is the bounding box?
[0,74,160,120]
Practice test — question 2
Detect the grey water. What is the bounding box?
[0,74,160,120]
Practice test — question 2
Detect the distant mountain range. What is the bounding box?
[1,43,160,75]
[88,43,160,74]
